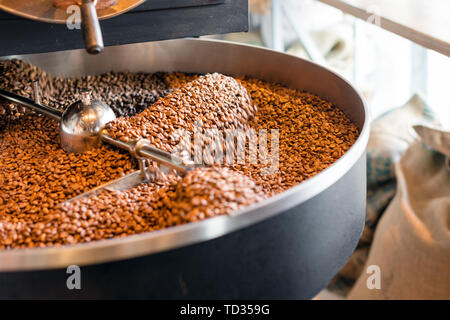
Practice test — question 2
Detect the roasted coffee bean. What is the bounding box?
[0,60,359,249]
[0,59,172,123]
[48,167,265,246]
[227,76,360,194]
[0,115,135,214]
[105,73,256,148]
[153,167,266,224]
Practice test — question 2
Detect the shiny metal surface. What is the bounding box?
[100,134,191,174]
[0,39,370,271]
[60,91,116,152]
[0,87,62,121]
[0,0,145,24]
[0,86,187,169]
[32,81,41,105]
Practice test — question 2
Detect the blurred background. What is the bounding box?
[206,0,450,128]
[207,0,450,299]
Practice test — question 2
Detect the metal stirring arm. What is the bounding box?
[0,87,62,121]
[0,86,190,175]
[101,133,192,176]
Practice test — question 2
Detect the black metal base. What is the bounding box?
[0,153,366,299]
[0,0,248,56]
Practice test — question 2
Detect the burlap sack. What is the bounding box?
[328,94,439,296]
[348,141,450,299]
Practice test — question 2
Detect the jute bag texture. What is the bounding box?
[348,141,450,299]
[329,94,439,295]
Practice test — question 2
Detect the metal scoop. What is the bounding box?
[0,83,190,176]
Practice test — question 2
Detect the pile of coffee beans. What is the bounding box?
[229,76,360,194]
[31,167,265,247]
[0,115,135,215]
[51,71,172,117]
[0,59,360,249]
[105,73,256,148]
[0,59,53,121]
[0,59,172,123]
[150,167,266,225]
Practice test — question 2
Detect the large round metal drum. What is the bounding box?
[0,39,369,299]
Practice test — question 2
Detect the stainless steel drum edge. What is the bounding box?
[0,39,370,272]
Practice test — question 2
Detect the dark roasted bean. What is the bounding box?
[0,60,359,250]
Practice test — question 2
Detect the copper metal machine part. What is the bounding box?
[0,0,145,54]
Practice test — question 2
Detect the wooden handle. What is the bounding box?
[81,0,104,54]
